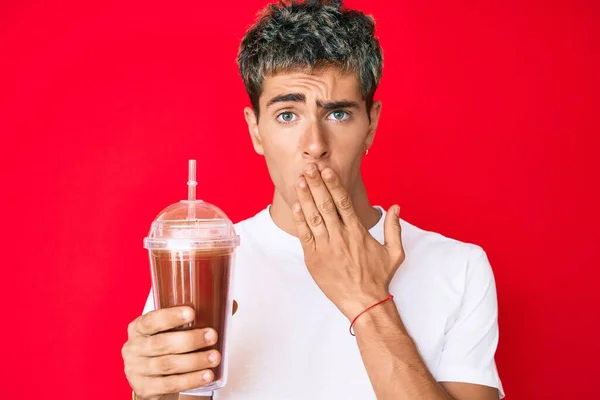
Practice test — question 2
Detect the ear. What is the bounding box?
[365,100,382,151]
[244,107,264,155]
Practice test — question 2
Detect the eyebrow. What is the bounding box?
[316,100,360,110]
[266,92,360,110]
[266,93,306,107]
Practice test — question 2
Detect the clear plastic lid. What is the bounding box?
[143,160,240,251]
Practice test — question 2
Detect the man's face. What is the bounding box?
[244,67,382,207]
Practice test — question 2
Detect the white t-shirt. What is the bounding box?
[143,205,504,399]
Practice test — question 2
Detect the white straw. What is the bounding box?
[187,160,197,219]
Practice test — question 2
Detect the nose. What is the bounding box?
[301,121,329,160]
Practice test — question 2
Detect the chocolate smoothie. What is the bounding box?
[150,247,233,382]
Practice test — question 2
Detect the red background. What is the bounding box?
[1,0,598,398]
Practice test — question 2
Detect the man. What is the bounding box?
[121,1,505,399]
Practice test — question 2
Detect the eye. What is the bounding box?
[328,111,350,121]
[276,112,297,124]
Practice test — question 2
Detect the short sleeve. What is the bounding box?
[435,247,505,398]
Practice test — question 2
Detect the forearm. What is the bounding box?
[353,301,453,400]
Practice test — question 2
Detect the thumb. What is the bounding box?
[383,205,403,252]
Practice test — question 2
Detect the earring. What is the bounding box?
[365,149,369,156]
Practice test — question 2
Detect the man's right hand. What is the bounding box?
[121,306,221,400]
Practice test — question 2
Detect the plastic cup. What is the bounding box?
[143,160,239,394]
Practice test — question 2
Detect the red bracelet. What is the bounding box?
[349,294,394,336]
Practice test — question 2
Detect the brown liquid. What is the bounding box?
[149,248,233,382]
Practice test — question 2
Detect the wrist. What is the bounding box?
[133,392,179,400]
[343,291,391,321]
[351,296,411,339]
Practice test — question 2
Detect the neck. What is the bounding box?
[269,176,381,237]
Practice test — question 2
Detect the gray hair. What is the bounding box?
[236,0,384,119]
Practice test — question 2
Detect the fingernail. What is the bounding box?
[298,179,307,188]
[293,202,301,212]
[204,329,215,342]
[182,308,193,320]
[203,371,212,382]
[322,169,334,180]
[305,165,316,175]
[208,351,218,363]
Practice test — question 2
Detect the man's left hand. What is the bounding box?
[292,163,406,320]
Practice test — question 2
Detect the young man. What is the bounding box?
[121,1,504,399]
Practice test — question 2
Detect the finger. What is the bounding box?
[320,167,361,228]
[143,349,221,376]
[303,164,342,232]
[292,201,316,249]
[138,369,215,398]
[130,306,195,338]
[138,328,218,357]
[383,205,405,260]
[295,176,328,241]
